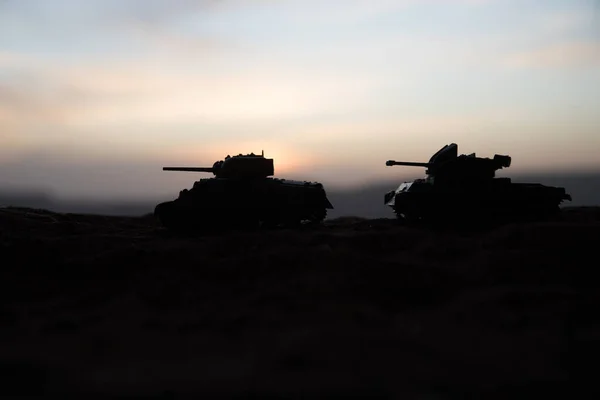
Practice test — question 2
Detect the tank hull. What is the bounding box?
[155,177,334,231]
[385,178,572,225]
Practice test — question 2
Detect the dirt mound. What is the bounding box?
[1,207,599,397]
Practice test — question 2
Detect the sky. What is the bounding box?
[1,0,599,199]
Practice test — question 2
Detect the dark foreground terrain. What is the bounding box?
[1,207,600,398]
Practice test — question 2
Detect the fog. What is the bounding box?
[2,171,598,220]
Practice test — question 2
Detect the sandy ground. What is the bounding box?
[1,207,600,398]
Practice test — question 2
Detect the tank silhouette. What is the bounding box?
[155,152,334,230]
[384,143,572,224]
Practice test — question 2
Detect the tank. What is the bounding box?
[155,152,334,230]
[384,143,572,224]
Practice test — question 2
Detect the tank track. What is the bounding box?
[155,201,328,232]
[392,198,562,226]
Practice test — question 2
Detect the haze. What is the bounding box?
[1,0,599,200]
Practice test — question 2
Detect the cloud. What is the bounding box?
[124,23,226,55]
[0,51,26,67]
[0,0,216,25]
[0,48,393,166]
[538,10,594,35]
[96,0,236,53]
[0,77,74,136]
[504,40,600,69]
[0,42,393,126]
[251,0,496,27]
[59,69,381,127]
[0,0,237,63]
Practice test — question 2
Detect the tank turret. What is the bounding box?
[386,143,512,182]
[163,152,274,179]
[383,143,571,225]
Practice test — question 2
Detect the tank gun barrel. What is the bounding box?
[386,160,431,167]
[162,167,214,173]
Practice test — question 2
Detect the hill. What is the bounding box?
[1,207,600,397]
